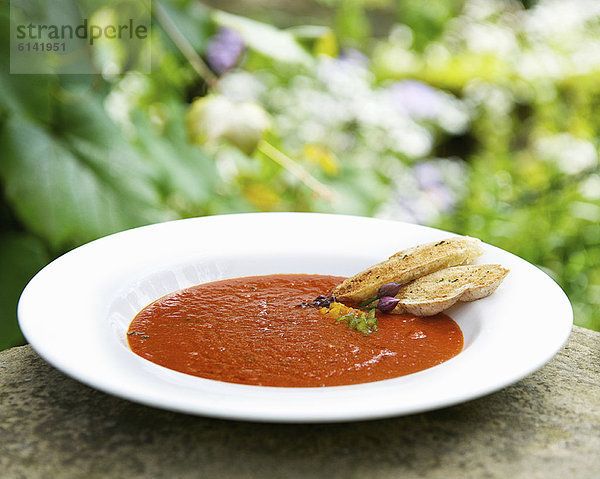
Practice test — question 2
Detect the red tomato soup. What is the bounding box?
[127,274,463,387]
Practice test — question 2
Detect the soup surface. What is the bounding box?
[128,274,463,387]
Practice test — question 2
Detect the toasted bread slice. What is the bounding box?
[389,264,509,316]
[331,236,484,303]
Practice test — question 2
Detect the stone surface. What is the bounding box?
[1,326,599,479]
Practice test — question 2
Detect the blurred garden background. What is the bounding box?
[2,0,600,350]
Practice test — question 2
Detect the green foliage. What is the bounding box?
[1,80,174,251]
[397,0,463,51]
[2,0,600,351]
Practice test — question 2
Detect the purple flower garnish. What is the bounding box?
[377,282,403,298]
[296,295,335,309]
[312,295,334,308]
[377,296,400,313]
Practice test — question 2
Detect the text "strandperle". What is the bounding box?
[16,19,148,46]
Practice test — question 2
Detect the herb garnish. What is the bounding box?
[320,302,377,334]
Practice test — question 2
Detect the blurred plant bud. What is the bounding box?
[186,95,271,155]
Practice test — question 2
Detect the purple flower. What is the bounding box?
[414,162,443,189]
[338,48,369,67]
[377,282,403,298]
[387,80,442,119]
[427,183,455,212]
[377,296,400,313]
[206,28,245,75]
[413,162,456,212]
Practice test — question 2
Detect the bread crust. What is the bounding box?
[389,264,509,316]
[331,236,484,303]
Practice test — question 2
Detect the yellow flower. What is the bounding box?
[243,183,280,210]
[303,144,339,176]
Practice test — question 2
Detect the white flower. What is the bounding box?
[535,134,598,175]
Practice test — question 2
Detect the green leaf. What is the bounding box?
[212,10,314,66]
[55,95,165,207]
[334,0,371,47]
[158,0,213,52]
[0,114,173,251]
[0,64,54,124]
[132,109,218,210]
[0,234,49,350]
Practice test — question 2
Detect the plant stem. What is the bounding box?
[257,140,337,202]
[152,0,218,88]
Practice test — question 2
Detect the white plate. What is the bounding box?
[18,213,573,422]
